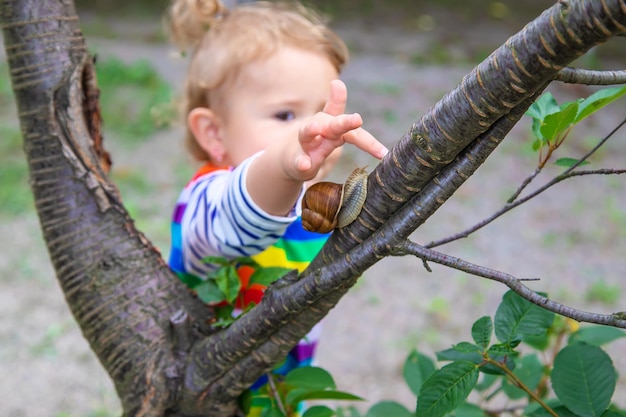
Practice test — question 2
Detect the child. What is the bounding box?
[166,0,388,413]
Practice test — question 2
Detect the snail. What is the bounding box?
[301,167,368,233]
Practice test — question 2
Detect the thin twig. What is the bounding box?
[507,167,541,203]
[555,67,626,85]
[393,240,626,329]
[485,357,559,417]
[265,373,287,416]
[427,116,626,248]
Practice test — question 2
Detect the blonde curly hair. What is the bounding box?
[166,0,349,161]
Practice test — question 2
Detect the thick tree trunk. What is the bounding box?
[1,0,625,416]
[1,1,213,415]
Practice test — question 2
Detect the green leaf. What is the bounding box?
[551,343,616,417]
[194,280,226,304]
[365,401,414,417]
[526,92,561,121]
[416,361,479,417]
[570,326,626,346]
[261,407,287,417]
[526,92,561,141]
[481,344,517,375]
[403,350,437,395]
[232,256,260,268]
[303,405,335,417]
[285,366,336,390]
[239,389,253,415]
[575,85,626,123]
[178,273,203,289]
[201,256,231,267]
[528,405,578,417]
[555,157,590,168]
[450,402,488,417]
[601,411,626,417]
[436,343,482,364]
[471,316,493,349]
[286,390,363,406]
[249,267,292,286]
[214,266,241,304]
[540,101,578,141]
[523,331,552,350]
[494,291,555,345]
[502,354,544,400]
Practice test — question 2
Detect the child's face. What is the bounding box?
[209,46,340,169]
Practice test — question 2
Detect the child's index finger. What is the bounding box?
[344,127,389,160]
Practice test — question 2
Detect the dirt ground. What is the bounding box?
[1,2,626,416]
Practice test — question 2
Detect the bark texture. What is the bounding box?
[1,0,625,416]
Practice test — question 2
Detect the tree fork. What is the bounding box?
[2,0,626,416]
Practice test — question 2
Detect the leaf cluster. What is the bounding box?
[241,367,363,417]
[525,86,626,167]
[187,256,292,326]
[337,291,626,417]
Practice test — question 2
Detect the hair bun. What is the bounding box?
[166,0,228,51]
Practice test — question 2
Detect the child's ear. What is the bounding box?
[188,107,225,163]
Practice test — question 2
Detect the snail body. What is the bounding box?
[301,167,368,233]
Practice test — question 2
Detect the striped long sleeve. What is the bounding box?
[171,154,300,278]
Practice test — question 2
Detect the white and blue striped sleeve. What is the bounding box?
[180,153,299,276]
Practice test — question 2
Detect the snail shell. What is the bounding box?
[301,167,368,233]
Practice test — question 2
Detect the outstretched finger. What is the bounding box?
[343,125,389,160]
[322,79,348,116]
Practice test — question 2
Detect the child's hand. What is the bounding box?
[293,80,388,177]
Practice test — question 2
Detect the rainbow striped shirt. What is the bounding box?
[168,153,329,394]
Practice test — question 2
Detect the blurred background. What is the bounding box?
[1,1,625,416]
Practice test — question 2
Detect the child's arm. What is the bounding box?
[247,80,388,216]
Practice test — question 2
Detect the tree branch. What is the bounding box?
[1,2,213,415]
[556,67,626,85]
[393,240,626,328]
[427,116,626,248]
[314,0,626,267]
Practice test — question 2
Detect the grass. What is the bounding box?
[585,280,621,307]
[95,57,175,145]
[0,124,34,216]
[0,57,174,217]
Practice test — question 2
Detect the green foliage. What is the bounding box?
[525,86,626,166]
[416,361,479,417]
[244,366,363,417]
[551,343,616,417]
[403,350,437,395]
[336,291,625,417]
[95,57,174,144]
[494,290,555,344]
[365,401,414,417]
[189,256,292,326]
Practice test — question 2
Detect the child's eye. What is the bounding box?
[274,111,295,121]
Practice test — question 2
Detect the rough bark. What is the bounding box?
[1,0,625,416]
[1,1,213,415]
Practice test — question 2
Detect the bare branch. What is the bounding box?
[427,116,626,248]
[394,240,626,328]
[556,67,626,85]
